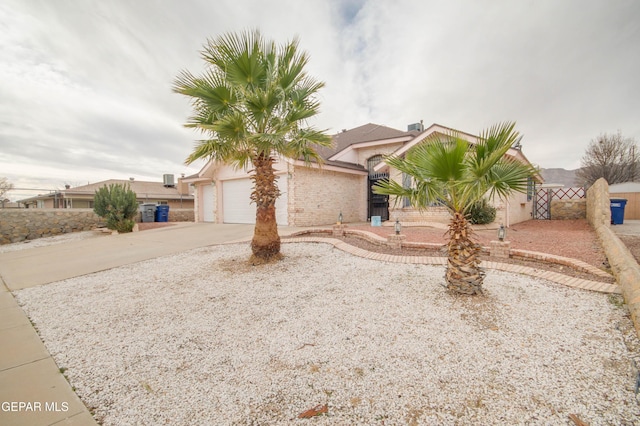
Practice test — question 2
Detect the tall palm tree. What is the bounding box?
[374,122,536,295]
[173,30,332,263]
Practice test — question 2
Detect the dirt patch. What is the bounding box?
[293,219,616,283]
[326,234,613,284]
[617,235,640,263]
[348,219,608,269]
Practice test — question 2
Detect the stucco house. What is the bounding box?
[184,122,541,227]
[19,175,193,210]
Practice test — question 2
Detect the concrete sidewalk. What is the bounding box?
[0,223,304,425]
[610,219,640,236]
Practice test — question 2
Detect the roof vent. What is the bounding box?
[163,174,175,187]
[129,177,135,181]
[407,121,424,132]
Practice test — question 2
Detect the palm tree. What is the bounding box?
[373,122,536,295]
[173,30,332,263]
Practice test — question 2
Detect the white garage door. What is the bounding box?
[202,184,215,222]
[222,176,288,225]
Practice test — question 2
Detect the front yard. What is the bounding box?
[14,242,640,425]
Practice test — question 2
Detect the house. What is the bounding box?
[183,122,541,227]
[19,175,194,210]
[609,182,640,220]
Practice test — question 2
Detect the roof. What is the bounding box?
[19,179,193,202]
[610,182,640,193]
[315,123,419,160]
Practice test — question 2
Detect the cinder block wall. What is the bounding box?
[0,209,105,245]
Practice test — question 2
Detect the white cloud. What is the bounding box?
[1,0,639,201]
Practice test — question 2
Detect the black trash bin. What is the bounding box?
[155,205,169,222]
[140,203,156,223]
[610,198,628,225]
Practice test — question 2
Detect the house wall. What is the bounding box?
[289,166,367,226]
[506,191,534,225]
[356,143,404,167]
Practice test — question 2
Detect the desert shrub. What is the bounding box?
[467,198,496,225]
[94,183,138,233]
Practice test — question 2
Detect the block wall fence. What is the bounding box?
[587,178,640,338]
[0,208,194,245]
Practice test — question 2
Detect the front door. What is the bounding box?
[368,173,389,221]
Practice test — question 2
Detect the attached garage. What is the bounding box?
[221,176,288,225]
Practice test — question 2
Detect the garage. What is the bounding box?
[222,176,288,225]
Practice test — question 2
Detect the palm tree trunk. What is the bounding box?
[445,212,485,294]
[249,154,282,263]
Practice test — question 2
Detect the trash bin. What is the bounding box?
[610,198,628,225]
[140,203,156,223]
[155,205,169,222]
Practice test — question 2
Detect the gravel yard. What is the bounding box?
[14,242,640,425]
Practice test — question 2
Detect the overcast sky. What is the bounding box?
[1,0,639,201]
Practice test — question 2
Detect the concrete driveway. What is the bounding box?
[610,219,640,236]
[0,223,305,291]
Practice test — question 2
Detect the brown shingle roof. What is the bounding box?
[315,123,417,160]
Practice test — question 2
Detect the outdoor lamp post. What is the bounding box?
[395,218,401,235]
[498,224,506,241]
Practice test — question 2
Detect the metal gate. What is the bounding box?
[534,187,585,219]
[368,172,389,221]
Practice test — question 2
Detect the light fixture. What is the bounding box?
[338,211,343,225]
[395,218,401,235]
[498,224,506,241]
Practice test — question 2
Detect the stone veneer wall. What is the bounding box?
[0,208,195,245]
[168,209,194,222]
[550,199,586,220]
[0,209,105,245]
[586,178,610,228]
[587,178,640,337]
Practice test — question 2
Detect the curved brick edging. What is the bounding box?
[282,236,620,294]
[286,228,613,281]
[596,226,640,332]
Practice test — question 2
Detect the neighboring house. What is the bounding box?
[609,182,640,220]
[184,122,542,227]
[19,175,194,210]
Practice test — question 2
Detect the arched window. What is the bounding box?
[367,155,383,174]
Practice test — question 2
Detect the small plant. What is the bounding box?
[94,183,138,233]
[467,198,497,225]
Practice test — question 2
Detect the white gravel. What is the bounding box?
[14,242,640,425]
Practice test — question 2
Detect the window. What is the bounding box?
[367,155,383,174]
[527,177,534,202]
